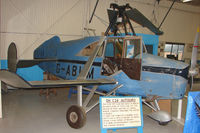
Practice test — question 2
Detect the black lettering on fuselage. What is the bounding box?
[66,65,70,76]
[72,66,77,76]
[79,66,82,74]
[56,64,60,73]
[56,64,95,79]
[65,65,94,79]
[87,67,94,79]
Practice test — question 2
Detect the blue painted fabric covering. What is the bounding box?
[0,33,158,82]
[183,91,200,133]
[0,60,43,81]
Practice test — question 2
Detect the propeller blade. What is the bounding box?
[125,8,163,35]
[189,26,200,90]
[191,27,200,70]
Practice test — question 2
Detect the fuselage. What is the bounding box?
[34,36,189,99]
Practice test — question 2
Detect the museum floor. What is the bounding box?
[0,84,199,133]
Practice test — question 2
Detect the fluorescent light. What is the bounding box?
[182,0,192,3]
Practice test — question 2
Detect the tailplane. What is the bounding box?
[6,42,58,71]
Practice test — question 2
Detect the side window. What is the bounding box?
[164,43,184,60]
[104,39,123,58]
[123,39,141,59]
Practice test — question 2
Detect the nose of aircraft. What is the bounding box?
[142,53,190,80]
[142,53,189,70]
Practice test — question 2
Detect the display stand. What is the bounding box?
[0,81,2,118]
[0,60,2,118]
[183,92,200,133]
[99,96,143,133]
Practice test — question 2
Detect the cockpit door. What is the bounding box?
[121,36,142,80]
[102,36,142,80]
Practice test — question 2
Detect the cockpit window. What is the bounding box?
[104,37,142,59]
[123,38,141,59]
[104,38,123,58]
[102,36,142,80]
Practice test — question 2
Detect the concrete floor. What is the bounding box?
[0,84,199,133]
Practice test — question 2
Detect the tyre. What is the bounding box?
[66,105,86,129]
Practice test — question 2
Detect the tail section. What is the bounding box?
[6,40,58,71]
[7,42,18,72]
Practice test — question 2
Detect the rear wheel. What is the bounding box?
[66,105,86,129]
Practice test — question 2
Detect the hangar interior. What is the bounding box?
[0,0,200,133]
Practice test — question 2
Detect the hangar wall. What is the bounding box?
[1,0,200,60]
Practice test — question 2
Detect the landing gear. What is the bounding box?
[143,99,172,126]
[66,85,122,129]
[66,105,86,129]
[159,121,169,126]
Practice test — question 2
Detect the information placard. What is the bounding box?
[99,96,143,133]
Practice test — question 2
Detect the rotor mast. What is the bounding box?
[104,3,136,36]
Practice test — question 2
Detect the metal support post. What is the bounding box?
[77,85,83,106]
[154,99,160,111]
[83,86,98,108]
[177,99,182,120]
[0,81,2,118]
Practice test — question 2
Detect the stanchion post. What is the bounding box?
[177,99,182,120]
[0,81,2,118]
[0,59,2,118]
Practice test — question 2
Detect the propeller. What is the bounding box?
[189,26,200,90]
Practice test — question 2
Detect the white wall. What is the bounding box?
[1,0,200,59]
[1,0,86,59]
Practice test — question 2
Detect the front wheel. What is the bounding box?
[66,105,86,129]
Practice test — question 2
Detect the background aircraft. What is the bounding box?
[0,3,199,129]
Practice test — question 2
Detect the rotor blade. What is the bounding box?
[107,9,118,23]
[191,27,200,70]
[125,9,163,35]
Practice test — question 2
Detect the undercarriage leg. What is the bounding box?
[77,85,83,106]
[154,99,160,111]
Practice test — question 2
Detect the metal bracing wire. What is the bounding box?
[94,14,109,27]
